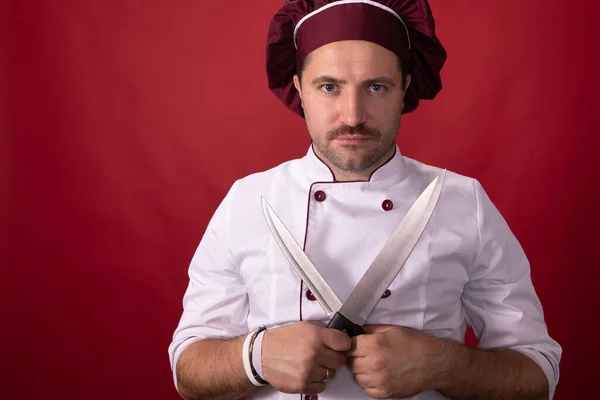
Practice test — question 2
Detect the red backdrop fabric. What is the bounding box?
[1,1,598,399]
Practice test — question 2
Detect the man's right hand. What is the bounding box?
[262,321,351,395]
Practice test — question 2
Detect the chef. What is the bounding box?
[168,1,562,399]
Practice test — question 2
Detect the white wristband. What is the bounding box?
[251,329,266,381]
[242,330,266,386]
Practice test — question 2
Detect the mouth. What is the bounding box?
[333,135,372,143]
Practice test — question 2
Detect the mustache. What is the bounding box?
[327,124,381,140]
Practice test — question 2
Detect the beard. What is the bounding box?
[310,123,397,173]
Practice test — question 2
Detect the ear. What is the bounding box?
[401,74,412,110]
[293,74,303,100]
[404,74,412,95]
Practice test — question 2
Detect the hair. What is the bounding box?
[297,53,409,88]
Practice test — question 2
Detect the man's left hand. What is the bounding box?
[346,325,443,399]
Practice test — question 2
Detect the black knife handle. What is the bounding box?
[326,312,365,337]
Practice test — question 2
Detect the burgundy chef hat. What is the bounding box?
[266,0,447,117]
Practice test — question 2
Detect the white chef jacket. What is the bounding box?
[168,144,562,400]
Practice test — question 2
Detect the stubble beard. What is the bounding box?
[311,123,397,173]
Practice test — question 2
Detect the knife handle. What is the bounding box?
[326,312,365,337]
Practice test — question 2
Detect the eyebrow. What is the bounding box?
[311,75,397,87]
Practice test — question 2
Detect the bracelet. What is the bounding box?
[249,326,269,385]
[251,328,266,380]
[242,326,269,386]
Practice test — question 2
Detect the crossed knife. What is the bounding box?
[261,171,446,337]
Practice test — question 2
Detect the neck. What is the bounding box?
[333,168,372,182]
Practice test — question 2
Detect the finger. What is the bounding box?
[322,328,352,352]
[364,387,393,399]
[346,336,371,357]
[352,372,377,389]
[325,367,336,381]
[303,381,326,395]
[318,348,346,369]
[308,366,335,384]
[346,355,370,374]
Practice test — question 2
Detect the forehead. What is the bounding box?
[303,40,400,78]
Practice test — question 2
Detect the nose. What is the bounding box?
[339,88,367,127]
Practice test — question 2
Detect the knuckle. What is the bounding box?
[371,335,385,349]
[364,338,377,352]
[305,326,321,343]
[371,356,386,372]
[304,345,319,361]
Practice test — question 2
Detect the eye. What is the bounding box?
[370,84,386,93]
[321,84,337,93]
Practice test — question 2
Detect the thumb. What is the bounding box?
[322,328,352,352]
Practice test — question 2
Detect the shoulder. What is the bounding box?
[214,156,303,229]
[228,158,298,202]
[400,155,484,207]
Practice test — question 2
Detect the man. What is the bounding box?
[168,1,562,399]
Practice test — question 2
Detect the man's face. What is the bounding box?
[293,40,410,176]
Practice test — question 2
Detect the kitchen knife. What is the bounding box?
[261,171,446,337]
[326,172,446,335]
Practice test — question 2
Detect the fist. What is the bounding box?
[347,325,440,399]
[262,321,352,394]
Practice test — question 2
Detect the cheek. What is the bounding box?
[305,118,328,143]
[366,99,401,122]
[304,96,337,124]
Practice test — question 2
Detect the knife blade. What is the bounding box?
[261,196,343,315]
[325,171,446,335]
[261,170,446,337]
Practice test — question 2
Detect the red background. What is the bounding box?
[1,1,598,399]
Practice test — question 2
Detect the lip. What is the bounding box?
[334,136,372,143]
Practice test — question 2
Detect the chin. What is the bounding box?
[334,157,373,172]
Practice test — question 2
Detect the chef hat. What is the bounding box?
[266,0,447,117]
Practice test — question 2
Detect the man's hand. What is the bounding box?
[262,321,352,395]
[346,325,441,399]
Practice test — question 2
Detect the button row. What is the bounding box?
[313,190,394,211]
[306,289,391,301]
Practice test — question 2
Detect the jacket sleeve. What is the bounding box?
[461,179,562,399]
[167,180,249,390]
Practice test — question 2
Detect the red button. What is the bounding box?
[382,289,391,298]
[306,289,317,301]
[304,395,318,400]
[314,190,326,202]
[382,199,393,211]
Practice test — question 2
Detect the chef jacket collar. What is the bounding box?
[301,143,406,184]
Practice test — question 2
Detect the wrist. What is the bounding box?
[424,335,460,391]
[242,326,269,386]
[251,329,266,380]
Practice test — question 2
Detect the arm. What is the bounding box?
[347,325,549,400]
[169,183,351,398]
[176,323,352,399]
[176,337,258,400]
[435,337,549,400]
[455,179,561,398]
[346,180,561,399]
[168,182,253,398]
